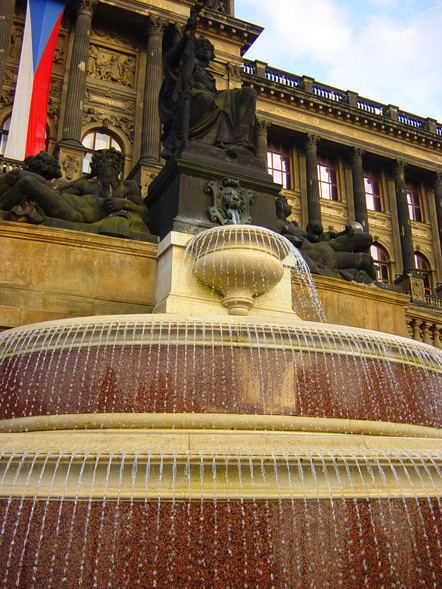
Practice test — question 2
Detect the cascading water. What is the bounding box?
[0,225,442,587]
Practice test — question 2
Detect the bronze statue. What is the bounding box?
[275,196,376,282]
[159,10,257,159]
[0,149,151,241]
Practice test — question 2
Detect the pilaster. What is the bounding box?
[392,159,415,276]
[350,147,369,231]
[0,0,15,101]
[58,0,98,177]
[140,17,166,165]
[304,133,321,223]
[255,118,271,167]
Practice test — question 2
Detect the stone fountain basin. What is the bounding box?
[0,314,441,429]
[188,225,291,315]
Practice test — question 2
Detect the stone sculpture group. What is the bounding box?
[0,10,378,283]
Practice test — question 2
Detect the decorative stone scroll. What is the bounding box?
[205,177,254,225]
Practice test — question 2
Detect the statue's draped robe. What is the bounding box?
[159,44,256,154]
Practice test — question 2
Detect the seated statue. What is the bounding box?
[275,196,376,282]
[0,148,152,241]
[159,12,257,159]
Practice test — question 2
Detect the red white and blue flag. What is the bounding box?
[5,0,65,161]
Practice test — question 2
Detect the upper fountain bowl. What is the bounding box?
[187,225,291,315]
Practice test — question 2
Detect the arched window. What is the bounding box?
[415,252,433,295]
[0,116,11,156]
[81,129,124,173]
[370,243,390,283]
[0,115,50,157]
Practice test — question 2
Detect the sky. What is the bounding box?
[235,0,442,123]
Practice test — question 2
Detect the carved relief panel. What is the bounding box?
[87,45,137,89]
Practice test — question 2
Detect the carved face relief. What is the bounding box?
[205,178,254,226]
[222,188,241,210]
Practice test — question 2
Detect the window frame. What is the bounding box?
[81,128,125,174]
[267,141,293,190]
[414,252,433,296]
[363,168,384,212]
[317,154,339,201]
[406,179,424,223]
[370,243,390,283]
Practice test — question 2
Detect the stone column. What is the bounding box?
[304,133,321,223]
[255,119,271,168]
[60,0,97,145]
[58,0,98,179]
[392,159,415,274]
[0,0,15,101]
[140,17,166,164]
[433,172,442,254]
[350,147,369,231]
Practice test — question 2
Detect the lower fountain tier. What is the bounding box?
[1,314,441,429]
[1,415,442,587]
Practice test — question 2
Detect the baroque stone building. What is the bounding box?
[1,0,442,344]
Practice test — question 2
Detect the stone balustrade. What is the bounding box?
[0,156,23,173]
[243,59,442,139]
[406,307,442,348]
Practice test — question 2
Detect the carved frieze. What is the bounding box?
[205,178,254,225]
[53,35,66,66]
[226,62,242,82]
[83,106,134,142]
[91,27,139,50]
[3,68,17,86]
[368,212,392,230]
[88,45,136,88]
[49,80,63,99]
[205,0,228,14]
[8,25,23,60]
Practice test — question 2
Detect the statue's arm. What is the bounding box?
[166,10,197,69]
[57,174,93,194]
[103,181,150,225]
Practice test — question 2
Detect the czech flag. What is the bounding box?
[5,0,65,161]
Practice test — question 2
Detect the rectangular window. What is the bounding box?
[406,180,424,222]
[364,168,383,212]
[317,155,339,200]
[267,143,292,190]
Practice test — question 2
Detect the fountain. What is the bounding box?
[1,222,442,588]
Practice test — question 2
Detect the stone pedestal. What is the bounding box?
[395,272,426,303]
[146,144,281,239]
[153,230,297,318]
[57,143,86,181]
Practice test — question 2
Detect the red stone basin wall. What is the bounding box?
[0,498,441,588]
[1,344,441,428]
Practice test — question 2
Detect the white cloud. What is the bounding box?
[236,0,442,121]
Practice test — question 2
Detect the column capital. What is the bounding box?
[256,118,271,134]
[146,15,168,36]
[392,159,407,180]
[349,146,366,164]
[70,0,99,17]
[433,170,442,187]
[304,133,320,150]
